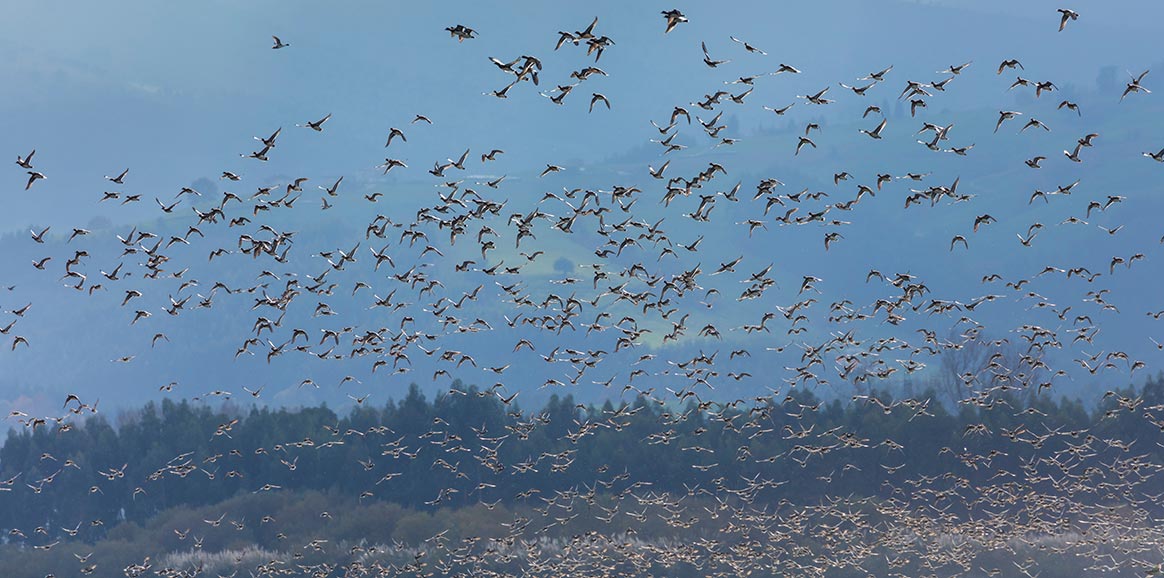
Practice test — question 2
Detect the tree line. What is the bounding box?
[0,374,1161,545]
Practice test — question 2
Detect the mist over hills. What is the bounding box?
[4,0,1161,230]
[2,0,1164,419]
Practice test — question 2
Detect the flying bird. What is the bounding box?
[15,149,35,169]
[859,117,888,139]
[589,93,611,112]
[1122,69,1150,101]
[661,9,687,33]
[997,59,1024,74]
[446,24,477,41]
[701,42,730,68]
[298,113,332,132]
[995,111,1022,133]
[729,36,766,55]
[25,171,46,190]
[385,127,406,147]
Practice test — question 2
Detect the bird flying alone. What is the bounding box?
[701,42,730,68]
[385,127,406,147]
[298,113,332,132]
[661,9,687,33]
[589,93,611,112]
[1122,70,1150,101]
[15,149,35,169]
[729,36,766,55]
[446,24,477,42]
[795,136,816,156]
[25,171,46,190]
[859,117,888,139]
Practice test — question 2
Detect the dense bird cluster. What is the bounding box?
[3,5,1164,578]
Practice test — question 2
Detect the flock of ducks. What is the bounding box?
[4,4,1164,577]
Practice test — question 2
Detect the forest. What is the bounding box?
[0,375,1160,576]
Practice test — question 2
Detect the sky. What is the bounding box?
[5,0,1160,230]
[2,0,1164,418]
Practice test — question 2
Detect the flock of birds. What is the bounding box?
[5,5,1164,578]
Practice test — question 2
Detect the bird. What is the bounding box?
[29,226,49,243]
[319,176,343,196]
[445,24,477,41]
[298,113,332,131]
[859,65,893,81]
[995,111,1022,133]
[379,159,407,174]
[1020,118,1050,132]
[447,149,470,170]
[25,171,46,190]
[729,36,766,55]
[972,214,996,232]
[763,103,795,115]
[485,82,516,99]
[1143,148,1164,162]
[839,82,876,96]
[1122,69,1151,101]
[997,59,1024,74]
[1057,9,1079,31]
[797,87,833,105]
[938,61,972,75]
[1058,100,1081,115]
[649,160,670,179]
[271,35,289,49]
[701,42,730,68]
[15,149,35,169]
[589,93,611,112]
[1064,143,1084,163]
[661,9,687,33]
[255,127,282,148]
[795,136,816,156]
[571,66,608,81]
[241,145,271,161]
[859,117,888,140]
[540,164,564,177]
[1035,80,1058,98]
[384,127,406,147]
[1009,77,1033,92]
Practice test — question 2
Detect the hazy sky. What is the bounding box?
[3,0,1164,418]
[5,0,1161,232]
